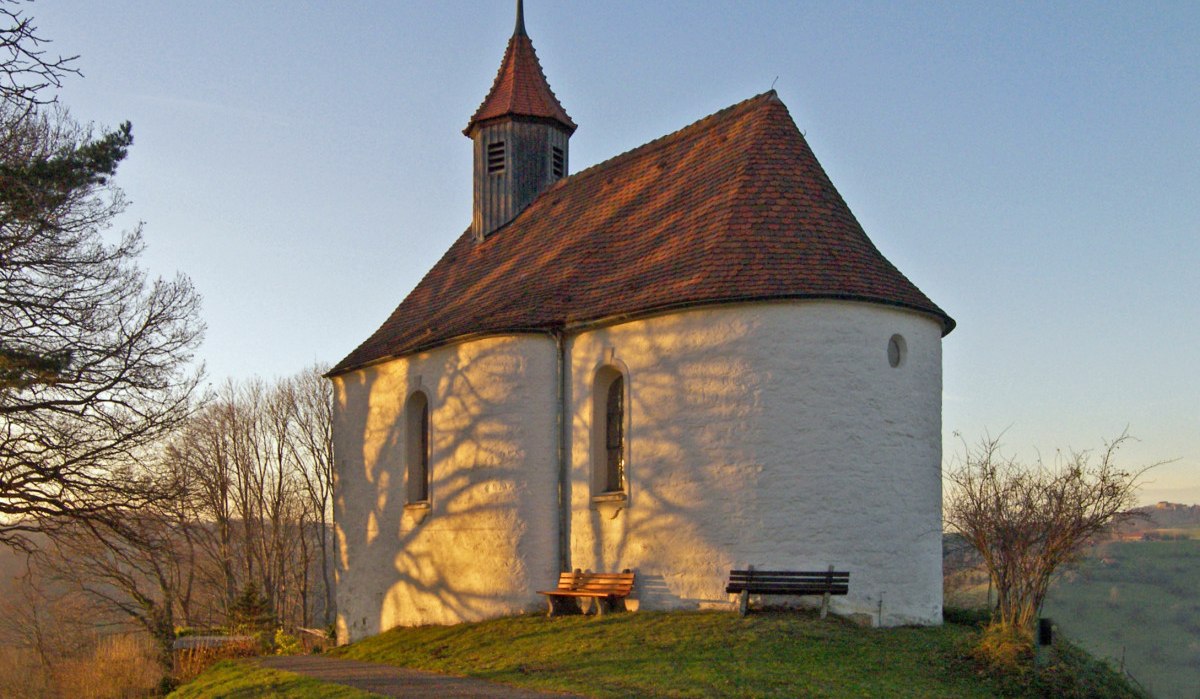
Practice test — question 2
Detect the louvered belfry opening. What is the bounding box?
[551,145,565,178]
[466,3,576,240]
[487,141,506,174]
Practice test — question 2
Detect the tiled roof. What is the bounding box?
[332,92,954,376]
[464,27,575,136]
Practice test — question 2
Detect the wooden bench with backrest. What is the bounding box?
[725,566,850,617]
[537,569,635,616]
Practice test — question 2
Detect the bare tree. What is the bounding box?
[1,7,204,547]
[158,401,230,623]
[1,1,79,107]
[0,554,102,698]
[49,515,183,668]
[155,371,335,632]
[944,431,1158,634]
[284,365,334,625]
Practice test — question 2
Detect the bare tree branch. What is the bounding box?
[1,75,204,546]
[944,430,1163,635]
[1,3,80,107]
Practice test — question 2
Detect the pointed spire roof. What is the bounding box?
[332,92,954,375]
[464,1,576,136]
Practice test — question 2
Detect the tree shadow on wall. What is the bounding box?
[335,338,558,638]
[568,314,778,610]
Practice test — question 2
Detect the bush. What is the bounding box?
[972,622,1033,673]
[944,606,991,627]
[173,639,257,685]
[962,625,1148,698]
[274,628,302,656]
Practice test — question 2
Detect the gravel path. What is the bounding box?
[257,655,588,698]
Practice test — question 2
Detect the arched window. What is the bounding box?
[592,366,627,496]
[604,375,625,492]
[405,391,430,504]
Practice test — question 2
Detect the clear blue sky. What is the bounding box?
[32,1,1199,504]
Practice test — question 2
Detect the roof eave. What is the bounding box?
[326,294,954,378]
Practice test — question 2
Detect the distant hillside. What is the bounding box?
[1111,502,1200,539]
[1044,539,1200,699]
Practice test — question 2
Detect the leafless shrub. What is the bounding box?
[945,431,1159,636]
[172,639,256,685]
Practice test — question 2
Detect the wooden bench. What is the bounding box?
[537,569,635,616]
[725,566,849,617]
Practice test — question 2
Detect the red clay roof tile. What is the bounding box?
[332,92,954,375]
[464,30,575,136]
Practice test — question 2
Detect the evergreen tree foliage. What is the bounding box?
[229,582,274,633]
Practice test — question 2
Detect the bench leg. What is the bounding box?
[594,596,626,616]
[546,596,583,617]
[738,590,749,617]
[821,592,830,619]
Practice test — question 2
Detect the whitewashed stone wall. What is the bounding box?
[331,335,559,643]
[566,301,944,626]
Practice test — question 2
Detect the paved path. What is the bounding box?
[257,655,588,698]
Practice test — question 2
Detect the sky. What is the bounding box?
[28,1,1199,504]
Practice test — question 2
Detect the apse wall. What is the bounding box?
[566,300,945,626]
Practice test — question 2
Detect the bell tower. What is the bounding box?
[465,0,576,240]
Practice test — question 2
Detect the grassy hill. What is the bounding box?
[1043,539,1200,699]
[174,610,1142,698]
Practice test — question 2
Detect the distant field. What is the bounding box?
[1042,540,1200,699]
[1141,528,1200,540]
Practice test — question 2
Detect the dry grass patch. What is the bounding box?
[54,634,163,698]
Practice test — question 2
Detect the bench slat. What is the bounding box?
[724,576,849,586]
[726,568,852,617]
[537,571,635,599]
[728,581,848,589]
[727,585,849,595]
[727,579,850,587]
[729,570,849,578]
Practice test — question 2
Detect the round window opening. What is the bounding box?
[887,334,906,368]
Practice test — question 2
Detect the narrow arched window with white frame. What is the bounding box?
[405,390,430,504]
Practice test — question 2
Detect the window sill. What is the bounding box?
[404,501,431,525]
[591,491,627,520]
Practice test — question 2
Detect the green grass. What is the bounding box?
[1044,539,1200,699]
[327,609,1138,698]
[166,660,384,699]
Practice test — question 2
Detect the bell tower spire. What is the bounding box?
[466,1,575,240]
[514,0,526,37]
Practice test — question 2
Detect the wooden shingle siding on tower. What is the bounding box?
[472,119,570,239]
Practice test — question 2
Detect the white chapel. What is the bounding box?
[328,3,955,643]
